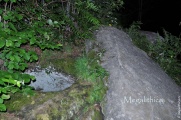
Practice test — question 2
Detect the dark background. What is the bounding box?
[117,0,181,37]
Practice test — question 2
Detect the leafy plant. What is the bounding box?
[149,30,181,84]
[75,56,107,83]
[93,0,124,25]
[75,53,108,104]
[88,78,107,104]
[0,0,124,112]
[0,0,61,111]
[127,22,181,85]
[127,21,151,52]
[0,70,35,111]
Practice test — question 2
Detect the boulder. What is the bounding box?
[95,27,181,120]
[139,30,164,43]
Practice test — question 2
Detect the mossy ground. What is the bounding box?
[1,43,108,120]
[5,92,56,111]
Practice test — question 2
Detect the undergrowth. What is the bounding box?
[127,22,181,86]
[127,22,151,53]
[0,0,123,111]
[75,51,108,104]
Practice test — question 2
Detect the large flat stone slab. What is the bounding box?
[95,27,181,120]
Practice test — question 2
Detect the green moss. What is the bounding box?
[87,50,98,60]
[51,108,59,117]
[91,109,104,120]
[51,58,76,76]
[5,92,56,112]
[5,93,35,111]
[39,50,77,76]
[37,114,50,120]
[78,105,104,120]
[63,44,72,54]
[48,83,92,120]
[3,83,93,119]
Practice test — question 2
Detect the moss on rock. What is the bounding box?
[1,48,108,120]
[37,114,50,120]
[5,92,56,112]
[51,58,76,76]
[2,82,92,119]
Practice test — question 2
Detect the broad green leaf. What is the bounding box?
[0,39,5,48]
[14,55,21,62]
[39,44,46,49]
[4,61,9,67]
[8,22,17,32]
[54,21,58,24]
[8,62,14,69]
[4,28,11,34]
[59,21,65,25]
[4,0,9,2]
[47,19,53,26]
[17,14,23,20]
[0,98,3,103]
[32,54,38,61]
[12,72,19,79]
[44,33,50,40]
[30,75,36,81]
[10,87,19,93]
[0,9,3,14]
[10,0,16,3]
[38,16,41,20]
[3,15,9,20]
[13,62,19,69]
[24,53,30,61]
[19,49,26,54]
[9,55,15,61]
[5,51,13,59]
[0,103,6,111]
[16,81,21,87]
[19,65,25,71]
[22,87,34,96]
[0,22,3,27]
[22,74,31,83]
[27,30,35,37]
[19,63,27,71]
[0,80,5,85]
[57,43,62,47]
[2,78,16,85]
[1,94,10,99]
[30,38,36,45]
[1,88,7,94]
[14,42,21,47]
[6,40,13,47]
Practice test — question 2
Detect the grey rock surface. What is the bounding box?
[95,27,181,120]
[139,30,164,43]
